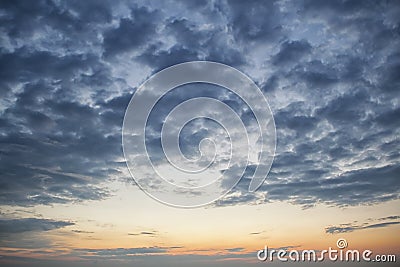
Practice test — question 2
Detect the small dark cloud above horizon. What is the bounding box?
[0,217,74,239]
[128,231,158,236]
[325,215,400,234]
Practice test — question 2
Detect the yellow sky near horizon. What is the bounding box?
[3,180,398,258]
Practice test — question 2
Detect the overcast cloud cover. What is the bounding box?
[0,1,400,261]
[1,0,399,208]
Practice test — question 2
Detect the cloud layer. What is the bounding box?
[0,0,399,211]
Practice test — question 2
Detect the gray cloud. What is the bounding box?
[272,40,312,66]
[226,0,284,43]
[103,6,158,57]
[128,231,158,236]
[0,0,399,211]
[0,218,74,234]
[71,230,94,234]
[325,215,400,234]
[137,44,200,71]
[75,246,180,258]
[81,247,166,255]
[226,247,244,252]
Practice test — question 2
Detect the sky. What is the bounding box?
[0,0,399,266]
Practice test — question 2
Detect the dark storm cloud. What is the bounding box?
[226,0,283,42]
[290,60,339,88]
[325,215,400,234]
[0,82,121,205]
[0,48,99,84]
[272,40,312,66]
[0,0,130,207]
[135,18,203,69]
[0,0,399,210]
[137,17,245,70]
[165,19,206,49]
[316,90,370,124]
[0,0,71,38]
[0,218,74,234]
[103,6,159,57]
[0,0,111,52]
[266,164,400,207]
[274,105,318,135]
[64,0,112,24]
[166,18,246,66]
[221,0,399,208]
[376,107,400,127]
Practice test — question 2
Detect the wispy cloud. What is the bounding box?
[128,231,158,236]
[71,229,94,234]
[0,218,74,234]
[325,215,400,234]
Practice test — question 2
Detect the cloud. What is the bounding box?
[325,215,400,234]
[272,40,312,66]
[226,248,244,252]
[75,246,180,258]
[226,0,284,43]
[164,18,246,67]
[128,231,158,236]
[137,44,199,71]
[0,247,259,267]
[0,0,398,211]
[249,231,267,235]
[0,48,98,84]
[102,6,158,57]
[0,218,74,234]
[71,230,94,234]
[217,0,400,207]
